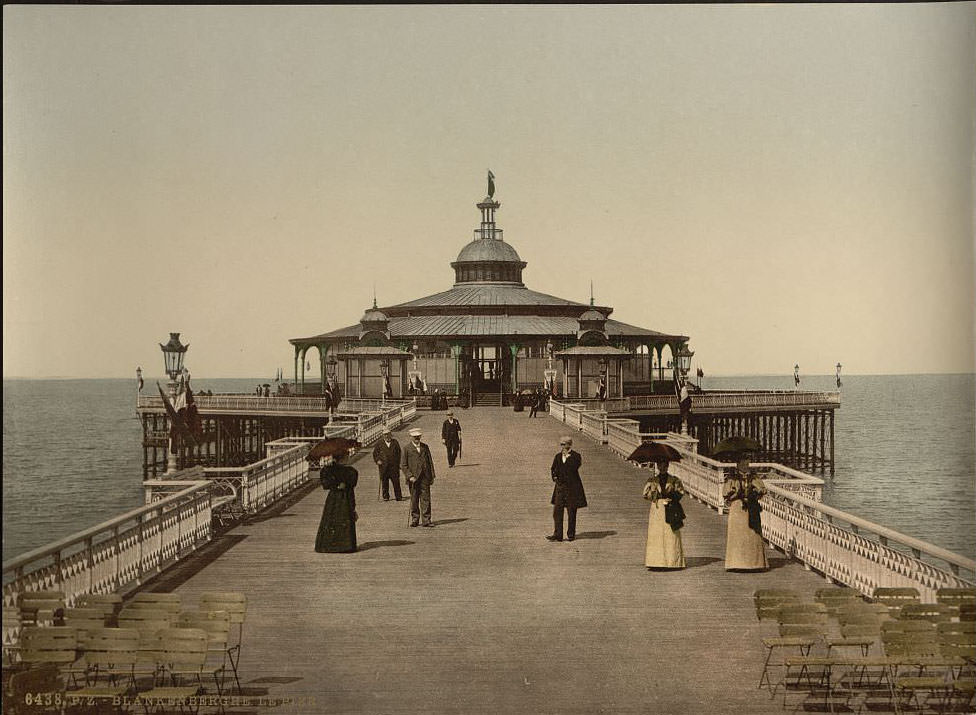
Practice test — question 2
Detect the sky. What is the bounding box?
[3,4,974,380]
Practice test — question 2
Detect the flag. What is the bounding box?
[696,367,704,379]
[384,375,393,398]
[306,361,311,371]
[487,170,495,198]
[795,373,800,386]
[137,372,144,392]
[157,382,198,447]
[598,377,607,400]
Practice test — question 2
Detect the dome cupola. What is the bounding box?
[450,172,527,285]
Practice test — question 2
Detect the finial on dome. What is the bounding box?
[590,280,595,307]
[487,169,496,199]
[372,284,377,310]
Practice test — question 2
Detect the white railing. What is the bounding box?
[761,484,975,599]
[580,410,608,443]
[137,393,416,416]
[624,391,840,412]
[566,409,974,598]
[2,481,213,608]
[202,442,311,514]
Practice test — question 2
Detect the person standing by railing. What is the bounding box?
[722,455,769,571]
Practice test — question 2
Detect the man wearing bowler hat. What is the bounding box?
[372,427,402,501]
[401,428,436,527]
[441,410,462,468]
[548,436,587,542]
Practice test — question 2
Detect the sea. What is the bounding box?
[3,374,975,563]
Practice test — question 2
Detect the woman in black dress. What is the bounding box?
[314,451,359,553]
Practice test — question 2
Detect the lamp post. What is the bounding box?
[159,333,188,473]
[674,344,695,384]
[794,364,800,389]
[836,363,842,389]
[598,357,608,400]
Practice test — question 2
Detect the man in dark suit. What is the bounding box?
[372,427,402,501]
[401,428,436,527]
[441,411,462,468]
[548,436,587,542]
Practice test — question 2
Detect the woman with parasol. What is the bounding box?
[629,442,687,569]
[716,437,769,571]
[312,438,361,553]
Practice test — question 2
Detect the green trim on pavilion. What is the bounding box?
[289,182,689,402]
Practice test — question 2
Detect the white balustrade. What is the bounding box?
[566,415,974,596]
[3,482,213,609]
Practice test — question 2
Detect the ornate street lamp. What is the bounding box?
[674,344,694,382]
[835,363,842,388]
[160,333,188,381]
[794,363,800,389]
[326,355,338,381]
[159,333,188,473]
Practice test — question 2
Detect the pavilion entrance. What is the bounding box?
[468,344,510,406]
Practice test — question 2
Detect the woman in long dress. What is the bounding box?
[315,451,359,553]
[723,456,768,571]
[643,459,686,569]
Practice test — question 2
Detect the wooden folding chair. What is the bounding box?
[753,589,801,623]
[815,586,861,618]
[117,607,175,685]
[760,603,828,693]
[128,593,182,617]
[199,592,246,694]
[63,627,139,710]
[177,610,232,687]
[872,587,920,619]
[137,628,217,714]
[74,593,123,627]
[17,591,65,628]
[900,602,957,625]
[827,612,882,657]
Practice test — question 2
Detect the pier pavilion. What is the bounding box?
[289,181,690,406]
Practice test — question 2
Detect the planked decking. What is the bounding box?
[154,407,834,714]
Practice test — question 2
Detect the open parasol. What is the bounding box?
[308,437,362,460]
[626,442,682,464]
[711,436,762,458]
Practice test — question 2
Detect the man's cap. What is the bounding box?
[446,410,454,416]
[409,428,423,437]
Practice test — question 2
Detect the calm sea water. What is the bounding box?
[3,375,974,562]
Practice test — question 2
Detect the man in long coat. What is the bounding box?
[401,428,436,527]
[441,411,462,468]
[372,427,402,501]
[548,436,587,542]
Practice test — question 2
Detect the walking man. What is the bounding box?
[528,389,542,418]
[402,428,436,527]
[441,410,462,468]
[372,427,402,501]
[547,436,587,542]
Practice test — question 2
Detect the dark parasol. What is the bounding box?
[308,437,362,460]
[712,436,763,458]
[626,442,682,464]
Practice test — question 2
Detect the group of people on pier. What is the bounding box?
[314,414,769,574]
[637,452,768,571]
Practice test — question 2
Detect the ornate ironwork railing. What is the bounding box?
[136,394,416,415]
[2,481,213,608]
[761,485,976,599]
[626,391,840,412]
[559,405,974,598]
[203,443,311,514]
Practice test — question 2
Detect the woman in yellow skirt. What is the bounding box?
[723,455,769,571]
[643,458,686,569]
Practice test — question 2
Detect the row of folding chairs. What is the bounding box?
[4,590,247,713]
[754,586,975,713]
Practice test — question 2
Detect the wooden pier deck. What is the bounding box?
[153,407,833,714]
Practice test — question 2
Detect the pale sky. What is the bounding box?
[3,4,974,379]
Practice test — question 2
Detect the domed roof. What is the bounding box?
[579,309,606,322]
[361,308,389,323]
[455,239,523,264]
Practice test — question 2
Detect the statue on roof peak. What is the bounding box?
[487,169,495,199]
